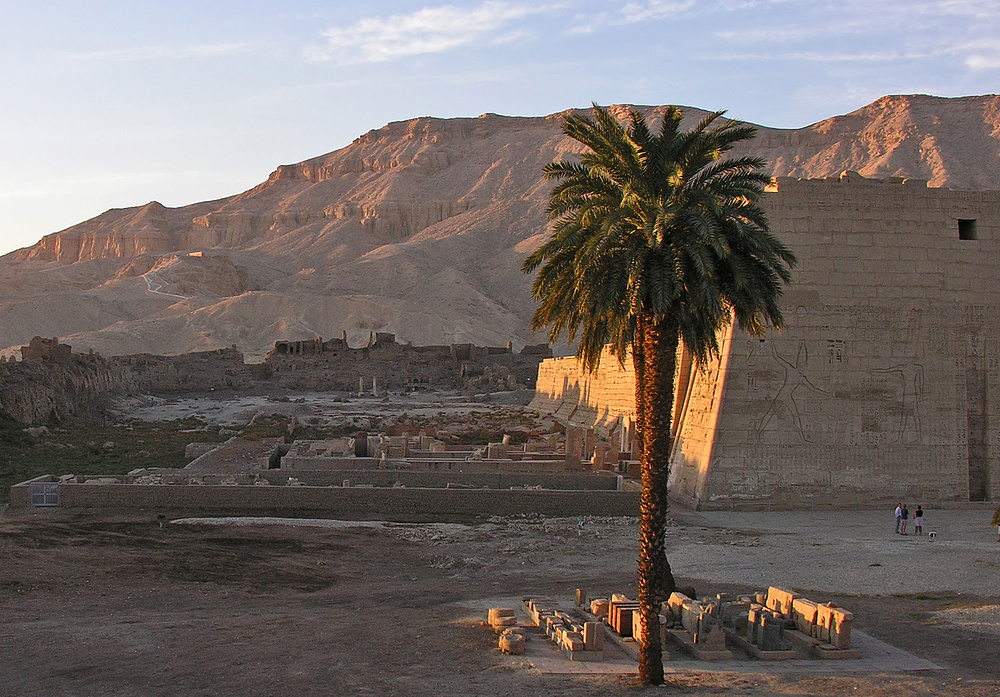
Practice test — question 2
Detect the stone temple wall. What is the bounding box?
[531,352,637,442]
[531,174,1000,509]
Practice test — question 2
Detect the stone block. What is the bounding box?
[575,588,586,607]
[564,633,585,652]
[546,620,565,640]
[791,598,819,634]
[680,599,707,636]
[499,630,525,655]
[696,620,727,651]
[766,586,799,617]
[815,603,837,643]
[589,598,609,619]
[487,442,508,459]
[760,613,785,651]
[719,600,751,627]
[667,592,691,623]
[488,607,516,624]
[830,608,853,650]
[747,604,764,644]
[583,622,604,651]
[608,598,639,637]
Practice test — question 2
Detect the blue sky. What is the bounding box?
[1,0,998,256]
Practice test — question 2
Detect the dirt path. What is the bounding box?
[1,511,998,696]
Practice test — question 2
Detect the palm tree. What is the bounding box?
[522,104,796,685]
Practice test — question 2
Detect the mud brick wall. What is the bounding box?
[10,480,638,517]
[532,176,1000,509]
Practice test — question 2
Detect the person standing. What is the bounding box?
[895,503,903,534]
[901,504,910,534]
[914,505,924,535]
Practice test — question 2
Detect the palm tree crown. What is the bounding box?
[524,104,796,369]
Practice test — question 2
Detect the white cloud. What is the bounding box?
[620,0,696,23]
[957,39,1000,69]
[966,54,1000,69]
[305,2,554,64]
[930,0,1000,19]
[709,49,906,63]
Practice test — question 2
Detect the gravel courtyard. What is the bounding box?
[2,505,998,696]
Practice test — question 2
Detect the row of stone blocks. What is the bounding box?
[523,597,605,661]
[579,590,728,661]
[586,586,858,662]
[721,587,859,660]
[661,591,732,660]
[496,586,859,665]
[766,586,858,659]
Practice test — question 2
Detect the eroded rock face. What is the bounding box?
[0,353,130,424]
[16,95,1000,266]
[2,95,1000,358]
[109,254,258,298]
[0,344,256,424]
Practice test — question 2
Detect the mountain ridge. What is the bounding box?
[3,94,999,360]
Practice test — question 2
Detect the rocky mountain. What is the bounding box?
[2,94,999,360]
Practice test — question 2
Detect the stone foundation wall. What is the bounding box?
[530,349,637,442]
[10,479,637,517]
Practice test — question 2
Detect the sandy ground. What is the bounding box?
[678,508,1000,597]
[2,507,999,697]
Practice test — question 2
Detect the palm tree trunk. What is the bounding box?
[634,313,679,685]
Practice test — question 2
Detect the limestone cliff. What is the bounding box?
[2,94,999,359]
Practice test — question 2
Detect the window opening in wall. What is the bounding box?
[958,219,978,240]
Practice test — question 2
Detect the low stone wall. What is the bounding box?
[280,456,571,474]
[9,475,49,509]
[264,471,621,490]
[10,479,638,518]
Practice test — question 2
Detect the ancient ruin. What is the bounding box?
[10,418,638,517]
[262,332,550,392]
[532,174,1000,509]
[0,335,549,425]
[496,585,858,665]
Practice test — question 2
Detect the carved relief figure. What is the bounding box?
[756,341,829,443]
[872,308,925,443]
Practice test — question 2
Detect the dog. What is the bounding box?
[928,531,937,538]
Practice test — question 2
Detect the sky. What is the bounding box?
[1,0,998,256]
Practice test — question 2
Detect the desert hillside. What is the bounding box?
[2,94,999,360]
